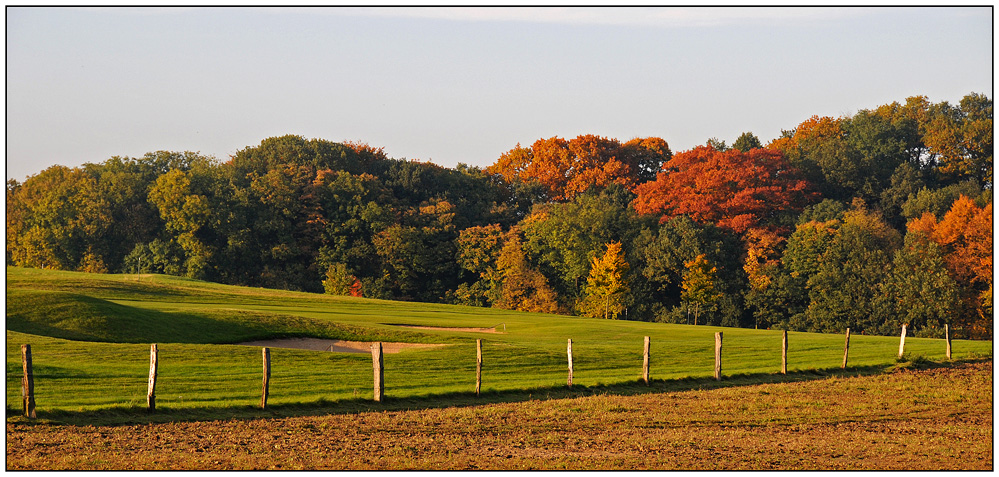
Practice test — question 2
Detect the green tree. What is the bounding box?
[6,165,109,271]
[879,162,927,229]
[875,232,960,337]
[323,263,359,296]
[705,138,729,152]
[901,180,990,221]
[774,219,839,330]
[638,216,745,325]
[311,170,394,286]
[801,204,902,333]
[732,132,762,152]
[923,93,993,185]
[522,184,649,308]
[453,224,506,306]
[147,166,221,280]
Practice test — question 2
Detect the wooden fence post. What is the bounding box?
[781,330,788,375]
[714,332,723,381]
[898,324,907,358]
[842,328,851,369]
[642,336,651,385]
[147,344,158,412]
[261,347,271,409]
[567,339,573,387]
[372,342,384,402]
[475,339,482,396]
[945,324,952,359]
[21,344,35,419]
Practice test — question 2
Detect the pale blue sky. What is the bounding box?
[5,6,993,181]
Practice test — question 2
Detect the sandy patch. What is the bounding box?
[388,324,505,333]
[236,338,445,354]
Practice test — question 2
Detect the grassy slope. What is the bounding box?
[5,267,992,418]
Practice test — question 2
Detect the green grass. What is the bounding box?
[5,266,992,422]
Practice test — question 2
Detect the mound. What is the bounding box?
[4,289,418,345]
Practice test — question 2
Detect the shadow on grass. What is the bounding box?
[9,357,989,427]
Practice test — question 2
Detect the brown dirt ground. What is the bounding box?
[6,361,992,470]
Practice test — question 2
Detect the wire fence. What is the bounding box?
[10,324,958,418]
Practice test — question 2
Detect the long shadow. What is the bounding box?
[6,291,441,345]
[10,358,986,427]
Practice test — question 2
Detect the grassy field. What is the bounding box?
[5,266,992,423]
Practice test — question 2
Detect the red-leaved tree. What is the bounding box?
[631,146,816,234]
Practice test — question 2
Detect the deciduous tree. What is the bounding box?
[577,242,631,319]
[907,195,992,338]
[487,134,672,201]
[876,232,960,337]
[632,146,815,233]
[681,254,722,325]
[494,233,560,314]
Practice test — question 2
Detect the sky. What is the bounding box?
[5,6,993,181]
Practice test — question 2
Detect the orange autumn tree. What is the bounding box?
[907,195,993,338]
[494,232,560,314]
[486,134,672,201]
[632,146,816,234]
[766,115,844,163]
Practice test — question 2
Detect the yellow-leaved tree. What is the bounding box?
[682,254,722,325]
[578,242,630,319]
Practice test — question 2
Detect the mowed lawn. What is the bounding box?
[5,267,992,419]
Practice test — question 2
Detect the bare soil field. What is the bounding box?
[6,361,992,470]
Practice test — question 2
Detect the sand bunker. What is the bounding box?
[236,338,445,354]
[388,324,504,333]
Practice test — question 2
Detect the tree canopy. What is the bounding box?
[7,93,992,338]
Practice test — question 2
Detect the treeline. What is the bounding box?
[6,93,993,338]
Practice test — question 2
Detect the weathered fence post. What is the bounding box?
[945,324,952,359]
[842,328,851,369]
[372,342,384,402]
[714,332,723,381]
[475,339,482,396]
[642,336,651,385]
[21,344,35,418]
[781,330,788,375]
[261,347,271,409]
[567,339,574,387]
[898,324,907,358]
[147,343,158,412]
